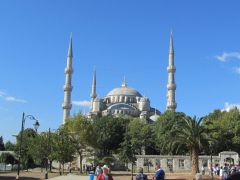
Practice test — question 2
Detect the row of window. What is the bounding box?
[105,96,141,103]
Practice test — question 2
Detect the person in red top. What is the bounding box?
[97,165,113,180]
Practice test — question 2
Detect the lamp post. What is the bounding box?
[16,112,40,180]
[45,128,51,179]
[209,143,213,180]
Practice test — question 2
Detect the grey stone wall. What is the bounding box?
[135,151,239,173]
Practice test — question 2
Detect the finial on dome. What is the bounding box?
[122,76,127,87]
[155,108,157,115]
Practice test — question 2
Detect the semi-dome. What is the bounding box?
[149,109,160,122]
[107,80,142,97]
[149,114,160,122]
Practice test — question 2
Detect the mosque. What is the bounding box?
[62,33,177,124]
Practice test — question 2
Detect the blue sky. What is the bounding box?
[1,0,240,142]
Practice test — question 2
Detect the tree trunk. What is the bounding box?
[50,160,52,172]
[79,154,83,174]
[191,147,199,174]
[131,162,134,180]
[59,162,61,175]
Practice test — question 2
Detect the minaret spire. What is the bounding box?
[166,32,177,111]
[121,76,127,87]
[90,68,97,112]
[62,33,73,124]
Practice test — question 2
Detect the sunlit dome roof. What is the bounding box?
[149,109,160,122]
[107,79,142,97]
[149,114,160,122]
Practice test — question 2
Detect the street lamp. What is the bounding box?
[16,112,40,180]
[209,143,213,180]
[45,128,51,179]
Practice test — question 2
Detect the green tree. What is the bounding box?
[29,130,55,172]
[171,116,209,174]
[119,119,154,180]
[204,108,240,154]
[54,128,75,174]
[0,136,5,150]
[4,141,16,151]
[16,128,37,170]
[92,116,129,157]
[155,111,188,155]
[64,114,94,174]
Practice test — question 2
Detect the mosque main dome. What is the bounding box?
[107,85,142,97]
[107,79,142,97]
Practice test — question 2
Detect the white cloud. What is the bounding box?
[0,90,27,103]
[222,102,240,112]
[215,51,240,62]
[5,96,27,103]
[72,100,90,107]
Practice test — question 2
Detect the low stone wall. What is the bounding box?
[135,151,239,172]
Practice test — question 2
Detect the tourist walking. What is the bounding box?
[95,164,103,177]
[96,165,113,180]
[152,163,165,180]
[136,167,147,180]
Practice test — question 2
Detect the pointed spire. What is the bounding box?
[169,31,174,54]
[62,33,74,124]
[121,76,127,87]
[68,32,73,57]
[154,108,157,115]
[167,31,177,111]
[91,68,97,99]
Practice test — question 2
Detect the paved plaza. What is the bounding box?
[49,174,89,180]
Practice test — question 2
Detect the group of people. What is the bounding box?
[206,164,240,180]
[94,163,165,180]
[95,164,113,180]
[136,163,165,180]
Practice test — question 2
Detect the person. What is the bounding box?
[153,163,165,180]
[195,173,202,180]
[95,164,103,177]
[222,164,229,180]
[97,165,113,180]
[136,167,147,180]
[201,165,205,175]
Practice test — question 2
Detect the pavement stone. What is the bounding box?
[49,173,93,180]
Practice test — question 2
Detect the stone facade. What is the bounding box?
[135,151,239,173]
[88,78,161,123]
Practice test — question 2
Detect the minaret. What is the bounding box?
[62,33,73,124]
[166,32,177,111]
[90,69,97,112]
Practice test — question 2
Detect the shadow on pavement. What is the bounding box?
[0,176,40,180]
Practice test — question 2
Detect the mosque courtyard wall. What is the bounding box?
[135,151,239,173]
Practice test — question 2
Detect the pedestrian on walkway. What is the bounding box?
[96,165,113,180]
[136,167,147,180]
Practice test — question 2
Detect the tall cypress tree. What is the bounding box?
[0,136,5,150]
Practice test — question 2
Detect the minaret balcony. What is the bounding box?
[167,84,176,90]
[65,68,73,74]
[63,85,73,91]
[167,66,176,73]
[62,103,72,109]
[167,103,177,110]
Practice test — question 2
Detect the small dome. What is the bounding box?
[140,97,148,102]
[149,114,160,122]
